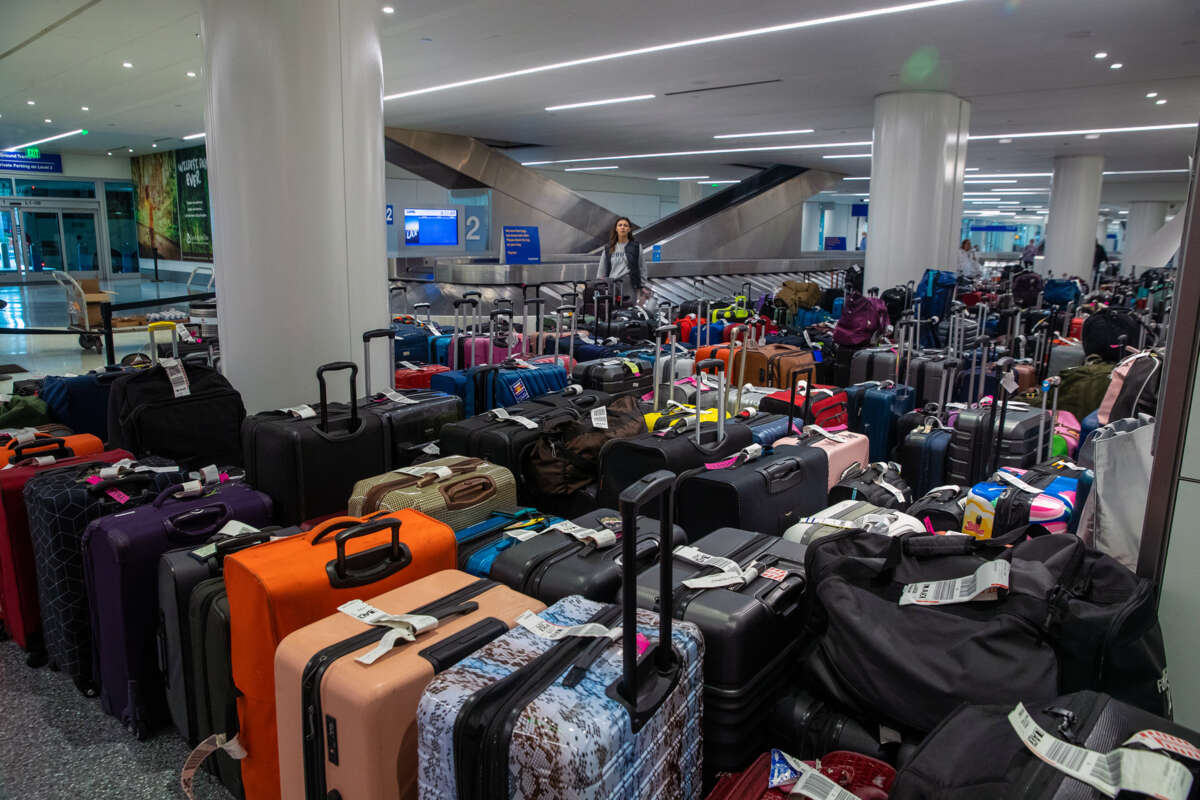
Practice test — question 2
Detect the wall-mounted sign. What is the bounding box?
[824,236,847,251]
[0,152,62,173]
[503,226,541,264]
[385,204,394,225]
[851,203,869,218]
[651,244,662,262]
[972,225,1019,232]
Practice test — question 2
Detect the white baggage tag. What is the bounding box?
[674,545,759,589]
[516,610,622,642]
[514,359,534,369]
[217,520,260,538]
[489,408,539,429]
[767,750,861,800]
[383,390,419,405]
[181,733,247,800]
[1009,703,1193,800]
[161,358,191,399]
[1124,730,1200,763]
[421,442,441,455]
[3,428,39,445]
[337,599,440,665]
[174,479,206,498]
[427,322,442,336]
[175,323,196,344]
[399,361,420,371]
[281,404,317,419]
[590,406,609,430]
[198,464,221,485]
[899,560,1011,606]
[397,465,453,480]
[544,519,617,548]
[1000,369,1019,395]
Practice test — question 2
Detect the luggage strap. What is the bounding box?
[506,518,617,548]
[994,469,1056,496]
[488,407,539,429]
[673,545,762,589]
[793,513,902,535]
[181,734,247,800]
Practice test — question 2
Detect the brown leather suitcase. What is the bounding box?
[275,570,542,800]
[346,455,517,524]
[757,344,816,388]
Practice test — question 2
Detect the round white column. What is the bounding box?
[1125,201,1170,262]
[800,202,822,251]
[200,0,389,413]
[1044,155,1104,282]
[865,92,971,288]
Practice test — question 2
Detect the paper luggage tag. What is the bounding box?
[281,404,317,418]
[590,406,609,430]
[1009,702,1193,800]
[517,609,622,643]
[383,390,419,405]
[397,465,454,480]
[546,519,618,548]
[181,733,247,799]
[674,545,760,589]
[338,599,440,665]
[899,561,1010,606]
[489,407,538,429]
[160,358,191,399]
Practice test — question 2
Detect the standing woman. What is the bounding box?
[956,238,981,281]
[599,217,649,305]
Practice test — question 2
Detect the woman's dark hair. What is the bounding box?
[606,217,635,252]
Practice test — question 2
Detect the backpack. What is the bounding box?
[1082,308,1143,361]
[1057,356,1116,420]
[1011,270,1044,307]
[801,528,1170,736]
[881,287,908,324]
[1042,277,1081,308]
[828,461,912,509]
[524,396,645,494]
[916,269,958,322]
[833,293,890,347]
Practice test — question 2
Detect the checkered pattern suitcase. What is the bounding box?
[347,455,517,528]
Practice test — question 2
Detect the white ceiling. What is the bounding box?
[1,0,1198,215]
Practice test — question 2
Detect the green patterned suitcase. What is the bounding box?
[347,455,517,529]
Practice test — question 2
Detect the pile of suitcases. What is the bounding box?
[0,274,1184,800]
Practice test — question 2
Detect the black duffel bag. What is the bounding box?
[801,526,1170,736]
[1082,308,1144,361]
[891,691,1199,799]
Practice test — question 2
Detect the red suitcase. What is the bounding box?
[0,446,133,660]
[393,361,450,389]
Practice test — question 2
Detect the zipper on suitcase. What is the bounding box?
[454,604,623,800]
[299,579,497,800]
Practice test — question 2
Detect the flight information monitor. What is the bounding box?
[403,208,459,246]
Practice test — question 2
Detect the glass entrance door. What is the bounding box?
[0,209,20,273]
[0,205,103,282]
[21,211,64,274]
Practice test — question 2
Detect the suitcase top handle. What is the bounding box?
[86,469,159,497]
[616,469,679,733]
[328,518,412,589]
[7,436,74,463]
[316,362,359,433]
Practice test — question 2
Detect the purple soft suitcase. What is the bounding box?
[84,479,272,738]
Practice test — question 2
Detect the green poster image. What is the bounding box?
[131,151,180,259]
[175,145,213,261]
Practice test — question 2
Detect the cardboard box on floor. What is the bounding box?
[79,279,116,327]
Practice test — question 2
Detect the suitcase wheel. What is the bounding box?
[73,675,99,698]
[24,648,47,669]
[127,719,151,741]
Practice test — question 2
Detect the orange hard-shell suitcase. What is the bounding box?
[1,431,105,464]
[224,510,456,800]
[275,570,543,800]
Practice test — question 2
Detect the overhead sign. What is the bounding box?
[973,225,1019,232]
[25,147,39,159]
[503,226,541,264]
[385,204,394,225]
[0,152,63,173]
[851,203,869,218]
[824,236,847,251]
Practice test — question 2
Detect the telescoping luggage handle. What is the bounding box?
[554,304,577,365]
[694,358,726,445]
[615,469,680,732]
[523,297,545,357]
[784,365,819,435]
[361,328,396,397]
[316,362,360,434]
[320,517,413,589]
[652,324,678,412]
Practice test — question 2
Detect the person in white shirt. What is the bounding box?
[598,217,649,304]
[956,239,982,280]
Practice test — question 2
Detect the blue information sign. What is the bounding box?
[651,244,662,262]
[824,236,847,251]
[0,152,63,173]
[503,226,541,264]
[851,203,869,218]
[973,225,1019,232]
[385,204,394,225]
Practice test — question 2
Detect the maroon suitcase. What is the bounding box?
[0,446,133,662]
[84,480,273,737]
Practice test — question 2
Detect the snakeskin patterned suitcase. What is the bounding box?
[347,455,517,527]
[415,471,705,800]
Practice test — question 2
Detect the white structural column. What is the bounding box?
[801,202,822,251]
[1125,201,1170,261]
[865,92,970,288]
[200,0,389,413]
[1045,155,1104,282]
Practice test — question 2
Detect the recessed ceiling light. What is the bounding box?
[563,165,619,171]
[989,188,1051,194]
[657,175,709,181]
[382,5,395,12]
[965,167,980,172]
[0,129,89,152]
[967,172,1053,178]
[1103,169,1189,175]
[1110,62,1123,69]
[1146,92,1158,98]
[713,129,814,139]
[106,152,112,156]
[186,71,197,78]
[964,179,1018,184]
[385,0,979,100]
[545,94,654,111]
[1156,99,1168,105]
[43,119,51,124]
[26,100,34,105]
[971,123,1196,140]
[152,143,157,148]
[843,177,871,181]
[823,153,872,159]
[1119,210,1129,214]
[128,148,133,152]
[182,132,206,140]
[1085,133,1101,140]
[521,139,874,165]
[1094,51,1108,59]
[704,180,741,184]
[81,106,89,111]
[998,138,1013,144]
[122,61,133,68]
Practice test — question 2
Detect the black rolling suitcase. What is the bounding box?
[571,356,654,397]
[359,329,463,465]
[489,508,685,604]
[675,443,827,539]
[598,358,753,508]
[241,362,391,525]
[107,323,245,468]
[636,526,807,776]
[895,421,953,499]
[188,577,244,798]
[947,403,1047,484]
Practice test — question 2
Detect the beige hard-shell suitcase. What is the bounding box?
[347,455,517,526]
[274,570,543,800]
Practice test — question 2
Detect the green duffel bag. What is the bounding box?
[1057,356,1115,420]
[0,395,52,430]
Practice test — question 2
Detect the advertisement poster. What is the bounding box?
[175,146,213,260]
[130,151,181,259]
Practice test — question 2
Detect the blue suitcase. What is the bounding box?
[39,368,130,440]
[861,383,916,461]
[415,471,704,800]
[794,307,833,329]
[687,321,726,347]
[832,296,844,319]
[431,362,569,416]
[896,426,952,498]
[746,413,792,446]
[392,322,431,362]
[455,507,564,578]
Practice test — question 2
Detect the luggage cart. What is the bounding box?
[53,270,112,353]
